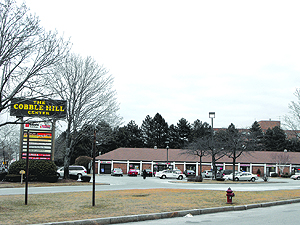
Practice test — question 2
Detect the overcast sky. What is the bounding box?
[21,0,300,129]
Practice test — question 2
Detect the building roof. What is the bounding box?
[258,120,280,132]
[96,148,300,165]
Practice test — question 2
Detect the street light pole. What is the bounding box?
[209,112,215,179]
[165,141,169,169]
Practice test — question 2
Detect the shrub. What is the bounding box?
[8,160,58,182]
[81,176,91,182]
[70,174,78,180]
[75,156,92,170]
[5,174,21,182]
[0,171,7,181]
[271,173,279,177]
[187,175,203,182]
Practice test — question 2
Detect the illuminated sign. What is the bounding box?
[10,98,67,118]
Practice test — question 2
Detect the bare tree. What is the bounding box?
[184,136,210,179]
[0,0,70,126]
[272,151,290,176]
[284,88,300,138]
[216,124,253,181]
[0,124,19,164]
[47,53,120,178]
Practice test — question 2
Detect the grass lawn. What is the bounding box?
[1,180,300,224]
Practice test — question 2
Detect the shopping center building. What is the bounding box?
[95,147,300,176]
[95,120,300,176]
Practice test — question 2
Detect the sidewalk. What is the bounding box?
[39,198,300,225]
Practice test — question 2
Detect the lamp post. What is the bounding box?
[209,112,215,179]
[166,141,169,169]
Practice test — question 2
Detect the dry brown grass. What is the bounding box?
[1,188,300,225]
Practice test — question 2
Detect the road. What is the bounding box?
[118,202,300,225]
[1,175,300,195]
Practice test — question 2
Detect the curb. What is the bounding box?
[39,198,300,225]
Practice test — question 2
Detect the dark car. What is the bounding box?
[184,170,196,177]
[141,169,153,177]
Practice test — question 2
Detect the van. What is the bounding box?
[57,165,87,178]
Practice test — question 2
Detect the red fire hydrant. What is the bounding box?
[226,187,235,204]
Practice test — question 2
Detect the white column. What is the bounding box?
[111,160,114,169]
[127,160,130,174]
[264,164,267,175]
[196,162,199,176]
[140,161,143,174]
[250,163,253,173]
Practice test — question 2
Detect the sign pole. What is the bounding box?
[25,129,30,205]
[92,127,96,206]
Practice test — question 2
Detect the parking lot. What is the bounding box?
[1,174,300,196]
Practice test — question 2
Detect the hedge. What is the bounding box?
[8,160,58,182]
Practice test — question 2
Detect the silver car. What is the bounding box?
[111,168,123,176]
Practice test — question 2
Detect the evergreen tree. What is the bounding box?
[115,120,144,148]
[141,113,169,148]
[177,118,192,148]
[264,126,287,151]
[168,124,181,148]
[190,119,212,141]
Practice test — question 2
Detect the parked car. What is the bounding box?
[202,170,213,178]
[234,172,258,182]
[128,169,139,176]
[184,170,196,177]
[216,170,234,180]
[291,173,300,180]
[155,169,185,180]
[57,165,87,178]
[224,171,241,180]
[141,169,153,177]
[111,168,123,176]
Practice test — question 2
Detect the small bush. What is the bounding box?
[5,174,21,182]
[187,175,203,182]
[70,174,78,180]
[271,173,279,177]
[75,156,92,169]
[0,171,7,181]
[81,176,91,182]
[281,173,291,178]
[8,160,58,182]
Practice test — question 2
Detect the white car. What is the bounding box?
[155,169,185,180]
[111,168,123,176]
[234,172,258,182]
[225,171,241,180]
[291,173,300,180]
[202,170,213,178]
[57,165,87,178]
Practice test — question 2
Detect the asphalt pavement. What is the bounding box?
[2,175,300,195]
[2,175,300,225]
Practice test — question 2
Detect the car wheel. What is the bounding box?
[297,177,300,180]
[234,177,239,181]
[77,173,82,179]
[251,177,255,182]
[178,175,183,180]
[161,175,166,179]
